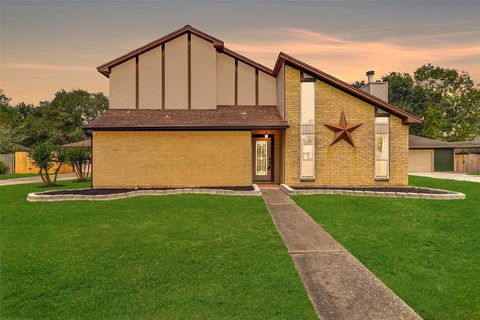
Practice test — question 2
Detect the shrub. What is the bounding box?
[28,144,68,186]
[66,147,91,181]
[0,160,8,175]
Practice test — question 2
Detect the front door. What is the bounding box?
[252,137,272,181]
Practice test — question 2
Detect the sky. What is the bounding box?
[1,0,479,105]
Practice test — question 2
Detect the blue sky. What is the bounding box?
[1,0,479,104]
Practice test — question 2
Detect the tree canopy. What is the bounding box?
[382,64,480,141]
[0,89,108,152]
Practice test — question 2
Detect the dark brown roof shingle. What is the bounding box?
[84,106,288,130]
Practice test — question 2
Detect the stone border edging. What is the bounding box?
[280,184,465,200]
[27,184,261,202]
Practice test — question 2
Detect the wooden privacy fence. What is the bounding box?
[14,152,74,174]
[0,154,15,174]
[455,153,480,174]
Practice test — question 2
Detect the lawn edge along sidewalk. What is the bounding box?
[261,189,422,320]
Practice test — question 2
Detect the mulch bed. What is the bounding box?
[291,186,455,194]
[42,186,254,196]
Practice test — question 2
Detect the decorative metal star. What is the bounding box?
[324,111,363,148]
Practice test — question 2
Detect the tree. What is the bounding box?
[0,89,20,127]
[0,124,26,153]
[66,147,91,181]
[28,144,68,186]
[18,89,108,148]
[383,64,480,141]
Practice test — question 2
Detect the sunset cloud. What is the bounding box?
[226,27,480,83]
[1,63,93,72]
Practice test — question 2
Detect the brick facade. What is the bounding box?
[284,64,409,186]
[92,131,252,188]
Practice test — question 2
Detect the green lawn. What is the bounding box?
[0,181,316,319]
[0,173,39,180]
[293,176,480,320]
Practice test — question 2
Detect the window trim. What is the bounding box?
[375,116,390,180]
[300,80,316,180]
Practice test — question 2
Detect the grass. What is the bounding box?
[0,181,316,319]
[0,173,39,180]
[469,172,480,176]
[293,176,480,320]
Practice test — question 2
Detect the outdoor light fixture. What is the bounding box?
[264,131,268,138]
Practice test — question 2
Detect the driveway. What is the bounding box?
[0,173,78,186]
[410,172,480,183]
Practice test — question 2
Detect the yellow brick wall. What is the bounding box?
[93,131,252,188]
[284,65,409,186]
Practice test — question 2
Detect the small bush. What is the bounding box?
[66,147,91,181]
[0,160,8,175]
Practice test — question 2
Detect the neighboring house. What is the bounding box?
[63,139,91,148]
[409,135,480,173]
[85,25,421,188]
[409,135,455,172]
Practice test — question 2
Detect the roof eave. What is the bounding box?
[273,52,423,125]
[96,25,225,78]
[84,124,289,131]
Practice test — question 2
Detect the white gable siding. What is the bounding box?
[165,33,188,109]
[191,35,216,109]
[258,71,277,105]
[237,61,256,105]
[109,58,136,109]
[139,46,162,109]
[216,52,235,105]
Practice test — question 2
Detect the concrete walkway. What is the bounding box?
[0,173,78,186]
[261,189,421,320]
[410,172,480,183]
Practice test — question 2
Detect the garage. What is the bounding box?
[409,135,455,173]
[409,149,433,172]
[434,148,455,171]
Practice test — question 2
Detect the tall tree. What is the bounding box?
[383,64,480,141]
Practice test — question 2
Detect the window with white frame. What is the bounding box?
[375,117,389,179]
[300,79,315,179]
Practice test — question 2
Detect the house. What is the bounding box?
[85,25,421,188]
[63,139,91,148]
[409,134,480,173]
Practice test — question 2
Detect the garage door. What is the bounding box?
[409,150,433,172]
[434,149,454,172]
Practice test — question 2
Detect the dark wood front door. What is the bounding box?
[252,137,273,181]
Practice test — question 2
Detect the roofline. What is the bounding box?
[272,52,422,125]
[219,47,273,75]
[409,146,455,149]
[97,26,421,125]
[83,125,289,131]
[97,25,224,77]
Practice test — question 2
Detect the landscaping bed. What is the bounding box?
[28,185,260,201]
[42,185,255,195]
[281,184,465,199]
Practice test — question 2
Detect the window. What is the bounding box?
[300,81,315,179]
[375,117,389,179]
